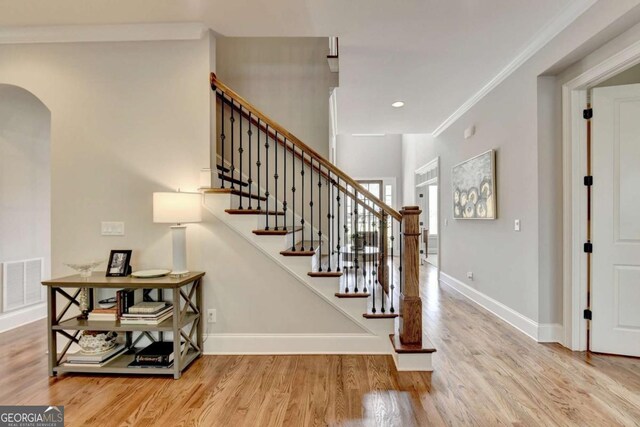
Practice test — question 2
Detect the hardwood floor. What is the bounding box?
[1,264,639,426]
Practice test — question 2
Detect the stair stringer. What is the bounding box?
[203,193,395,351]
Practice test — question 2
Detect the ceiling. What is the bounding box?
[0,0,590,134]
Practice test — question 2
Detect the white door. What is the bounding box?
[592,83,640,356]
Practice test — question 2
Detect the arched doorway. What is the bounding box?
[0,84,51,332]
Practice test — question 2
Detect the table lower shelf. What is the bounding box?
[55,348,200,376]
[52,312,199,332]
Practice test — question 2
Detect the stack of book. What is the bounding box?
[120,302,173,325]
[64,343,126,367]
[128,341,184,369]
[87,308,118,321]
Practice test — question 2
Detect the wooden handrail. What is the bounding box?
[210,72,402,222]
[216,93,383,220]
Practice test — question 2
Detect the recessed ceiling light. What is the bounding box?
[391,101,404,108]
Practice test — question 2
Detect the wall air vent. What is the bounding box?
[1,258,44,312]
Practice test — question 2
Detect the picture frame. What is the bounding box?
[106,250,132,277]
[452,149,497,220]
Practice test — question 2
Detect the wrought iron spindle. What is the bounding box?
[344,189,350,293]
[336,180,341,272]
[362,204,368,293]
[353,191,359,293]
[372,216,377,313]
[230,102,235,190]
[399,221,403,294]
[317,163,323,271]
[282,136,287,232]
[327,174,332,272]
[389,217,395,313]
[290,143,296,251]
[247,113,253,209]
[220,92,226,188]
[264,124,270,230]
[256,118,262,211]
[300,151,305,251]
[309,158,314,251]
[238,106,244,209]
[274,131,279,230]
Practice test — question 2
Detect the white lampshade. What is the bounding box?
[153,192,202,224]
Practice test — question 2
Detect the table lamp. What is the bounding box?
[153,191,202,277]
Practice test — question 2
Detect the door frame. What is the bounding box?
[415,157,441,276]
[562,39,640,351]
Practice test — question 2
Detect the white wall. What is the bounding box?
[0,84,51,330]
[403,1,640,328]
[0,34,365,338]
[216,37,337,157]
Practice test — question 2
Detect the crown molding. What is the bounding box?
[0,22,207,45]
[431,0,598,137]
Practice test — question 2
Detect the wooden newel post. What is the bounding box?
[378,212,389,294]
[399,206,422,345]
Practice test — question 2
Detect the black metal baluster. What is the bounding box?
[238,107,244,209]
[230,103,235,190]
[300,152,305,251]
[220,92,226,188]
[247,113,253,209]
[336,180,341,273]
[389,218,395,313]
[282,136,287,233]
[274,131,279,230]
[264,125,270,230]
[256,118,262,211]
[290,143,296,251]
[309,158,314,251]
[399,221,403,294]
[353,192,358,293]
[327,174,332,272]
[371,216,376,314]
[317,164,323,271]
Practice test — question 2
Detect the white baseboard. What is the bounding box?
[391,351,434,372]
[203,333,392,355]
[537,323,564,343]
[0,303,46,333]
[439,272,563,343]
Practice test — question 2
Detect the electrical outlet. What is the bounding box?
[207,309,216,323]
[467,271,474,280]
[514,219,521,232]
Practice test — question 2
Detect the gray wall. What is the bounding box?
[403,1,640,325]
[216,37,337,157]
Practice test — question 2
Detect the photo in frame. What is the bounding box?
[106,250,132,277]
[452,150,496,220]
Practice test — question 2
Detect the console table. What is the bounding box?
[42,271,205,379]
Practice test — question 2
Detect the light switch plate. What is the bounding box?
[101,221,125,236]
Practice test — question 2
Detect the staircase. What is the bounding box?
[202,73,435,370]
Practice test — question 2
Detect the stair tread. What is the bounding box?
[335,292,370,298]
[308,271,343,277]
[216,164,231,173]
[363,313,398,319]
[253,226,302,236]
[280,241,320,256]
[218,173,249,187]
[225,209,284,216]
[202,188,267,202]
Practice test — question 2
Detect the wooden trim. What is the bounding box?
[211,73,401,221]
[307,271,343,277]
